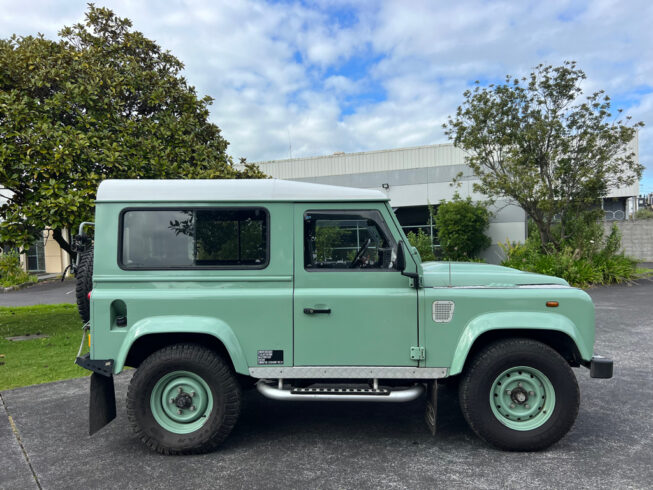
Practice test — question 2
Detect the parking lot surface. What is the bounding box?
[1,280,652,490]
[0,279,75,307]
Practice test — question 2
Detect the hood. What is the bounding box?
[421,262,570,288]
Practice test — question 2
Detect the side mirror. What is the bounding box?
[396,241,406,271]
[398,241,420,288]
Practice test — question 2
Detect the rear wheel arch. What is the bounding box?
[125,333,236,372]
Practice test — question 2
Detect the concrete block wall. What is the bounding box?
[604,221,653,262]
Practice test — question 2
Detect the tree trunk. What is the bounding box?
[532,217,556,252]
[52,228,75,263]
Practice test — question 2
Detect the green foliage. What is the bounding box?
[315,225,346,262]
[0,251,37,287]
[434,196,491,260]
[444,62,643,252]
[406,229,436,262]
[635,208,653,220]
[500,224,638,287]
[0,304,88,390]
[0,5,264,257]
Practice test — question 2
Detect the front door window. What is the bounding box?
[304,210,397,270]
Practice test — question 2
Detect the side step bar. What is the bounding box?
[256,380,424,402]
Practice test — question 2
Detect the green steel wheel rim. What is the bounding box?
[489,366,556,431]
[150,370,213,434]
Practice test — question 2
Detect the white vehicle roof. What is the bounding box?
[96,179,388,203]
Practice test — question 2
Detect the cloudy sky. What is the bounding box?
[2,0,652,192]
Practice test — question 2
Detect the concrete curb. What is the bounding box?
[1,276,72,293]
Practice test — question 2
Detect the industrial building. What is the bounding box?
[256,140,640,264]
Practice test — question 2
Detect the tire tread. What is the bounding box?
[126,343,241,455]
[459,338,580,451]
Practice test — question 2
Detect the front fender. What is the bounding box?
[448,311,593,376]
[114,315,248,375]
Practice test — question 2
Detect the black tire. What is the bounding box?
[126,343,241,455]
[459,338,580,451]
[75,251,93,322]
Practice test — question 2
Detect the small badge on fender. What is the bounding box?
[257,350,284,365]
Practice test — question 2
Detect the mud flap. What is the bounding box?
[424,380,438,435]
[89,373,116,435]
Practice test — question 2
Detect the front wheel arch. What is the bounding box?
[455,328,583,376]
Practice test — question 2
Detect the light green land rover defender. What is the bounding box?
[75,179,612,454]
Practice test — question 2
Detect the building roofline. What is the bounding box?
[254,142,457,165]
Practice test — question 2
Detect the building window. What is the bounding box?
[26,237,46,273]
[393,205,439,250]
[304,210,397,270]
[120,208,268,269]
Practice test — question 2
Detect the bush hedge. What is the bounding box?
[501,224,638,287]
[0,251,37,288]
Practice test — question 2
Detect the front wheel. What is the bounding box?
[126,344,241,455]
[459,338,580,451]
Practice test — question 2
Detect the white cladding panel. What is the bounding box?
[257,144,467,179]
[257,142,639,199]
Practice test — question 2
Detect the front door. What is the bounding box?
[293,203,419,366]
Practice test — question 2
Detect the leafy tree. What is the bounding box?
[434,195,490,260]
[0,5,264,258]
[444,62,643,251]
[315,225,345,262]
[406,229,436,262]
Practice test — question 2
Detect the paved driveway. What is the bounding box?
[1,280,652,489]
[0,280,76,307]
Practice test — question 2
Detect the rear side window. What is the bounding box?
[120,208,268,269]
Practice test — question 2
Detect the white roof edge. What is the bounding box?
[95,179,388,203]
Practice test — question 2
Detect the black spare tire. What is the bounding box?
[76,251,93,322]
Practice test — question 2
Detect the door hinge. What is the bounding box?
[410,346,425,361]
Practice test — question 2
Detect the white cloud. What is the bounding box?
[0,0,651,190]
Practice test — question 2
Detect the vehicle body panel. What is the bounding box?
[91,201,294,375]
[421,286,595,374]
[292,202,420,366]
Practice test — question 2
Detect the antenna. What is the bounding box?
[448,260,452,287]
[287,127,292,159]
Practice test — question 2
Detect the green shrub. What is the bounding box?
[0,251,37,287]
[435,196,491,260]
[635,208,653,220]
[500,224,638,287]
[406,229,436,262]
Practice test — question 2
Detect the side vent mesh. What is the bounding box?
[432,301,455,323]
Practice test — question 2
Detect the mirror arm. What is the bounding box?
[401,270,420,289]
[398,241,420,289]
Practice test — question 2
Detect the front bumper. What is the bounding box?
[586,355,613,379]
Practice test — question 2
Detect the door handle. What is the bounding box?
[303,307,331,315]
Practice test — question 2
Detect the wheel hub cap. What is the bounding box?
[150,371,213,434]
[510,387,528,405]
[174,393,193,409]
[490,366,556,431]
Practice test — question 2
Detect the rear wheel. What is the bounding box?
[127,343,241,455]
[459,338,579,451]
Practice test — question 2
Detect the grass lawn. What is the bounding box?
[0,304,89,391]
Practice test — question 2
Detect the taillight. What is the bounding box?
[87,291,92,300]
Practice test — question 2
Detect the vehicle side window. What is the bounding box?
[120,208,268,269]
[304,210,397,271]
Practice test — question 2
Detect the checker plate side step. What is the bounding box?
[291,387,390,396]
[256,381,424,402]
